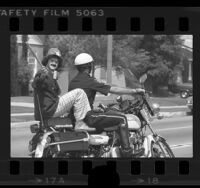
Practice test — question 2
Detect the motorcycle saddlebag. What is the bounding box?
[50,131,89,152]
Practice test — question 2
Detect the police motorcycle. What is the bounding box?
[28,74,174,158]
[98,74,175,158]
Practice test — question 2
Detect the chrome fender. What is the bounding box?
[35,131,55,158]
[89,134,109,145]
[142,135,155,157]
[110,147,121,158]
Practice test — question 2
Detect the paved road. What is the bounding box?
[147,116,192,157]
[10,116,192,158]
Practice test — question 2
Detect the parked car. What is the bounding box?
[168,82,193,94]
[180,89,193,113]
[186,96,193,113]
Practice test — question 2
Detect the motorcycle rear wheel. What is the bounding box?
[151,136,175,158]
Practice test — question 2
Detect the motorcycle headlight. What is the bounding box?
[152,103,160,114]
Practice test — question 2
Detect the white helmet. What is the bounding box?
[74,53,93,66]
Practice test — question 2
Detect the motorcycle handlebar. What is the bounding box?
[146,90,152,95]
[135,90,152,96]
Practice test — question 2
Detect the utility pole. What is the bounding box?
[188,59,192,82]
[107,35,112,84]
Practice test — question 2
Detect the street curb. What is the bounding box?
[11,102,34,108]
[11,113,34,116]
[160,106,187,109]
[11,121,40,129]
[159,111,187,118]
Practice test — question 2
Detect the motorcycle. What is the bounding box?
[28,74,175,158]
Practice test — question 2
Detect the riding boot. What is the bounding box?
[118,124,144,157]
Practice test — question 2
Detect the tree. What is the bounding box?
[17,35,32,95]
[44,35,107,69]
[43,35,186,94]
[138,35,185,93]
[112,35,151,88]
[112,35,186,93]
[22,35,28,60]
[17,59,33,95]
[10,35,18,96]
[43,35,51,57]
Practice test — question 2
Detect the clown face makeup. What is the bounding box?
[47,57,59,71]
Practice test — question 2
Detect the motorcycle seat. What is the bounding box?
[54,124,73,129]
[74,124,118,132]
[45,117,73,129]
[104,125,119,131]
[75,127,97,132]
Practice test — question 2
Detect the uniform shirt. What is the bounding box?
[32,69,61,120]
[68,72,111,109]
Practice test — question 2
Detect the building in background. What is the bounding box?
[168,35,193,94]
[180,35,193,83]
[175,35,193,84]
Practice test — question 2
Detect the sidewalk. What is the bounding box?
[11,102,34,108]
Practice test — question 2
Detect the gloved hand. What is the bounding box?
[131,88,145,95]
[38,66,49,80]
[41,66,48,74]
[135,88,145,94]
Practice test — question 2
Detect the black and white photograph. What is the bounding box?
[10,35,193,158]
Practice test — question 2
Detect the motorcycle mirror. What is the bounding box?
[116,96,122,102]
[139,74,147,84]
[180,90,189,98]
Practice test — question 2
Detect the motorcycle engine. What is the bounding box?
[85,145,110,158]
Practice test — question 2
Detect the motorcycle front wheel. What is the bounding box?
[42,147,55,158]
[151,136,175,158]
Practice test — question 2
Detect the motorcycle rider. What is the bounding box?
[32,48,92,129]
[68,53,145,157]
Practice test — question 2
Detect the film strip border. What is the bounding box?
[0,159,200,184]
[4,16,191,32]
[0,7,200,33]
[1,7,200,185]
